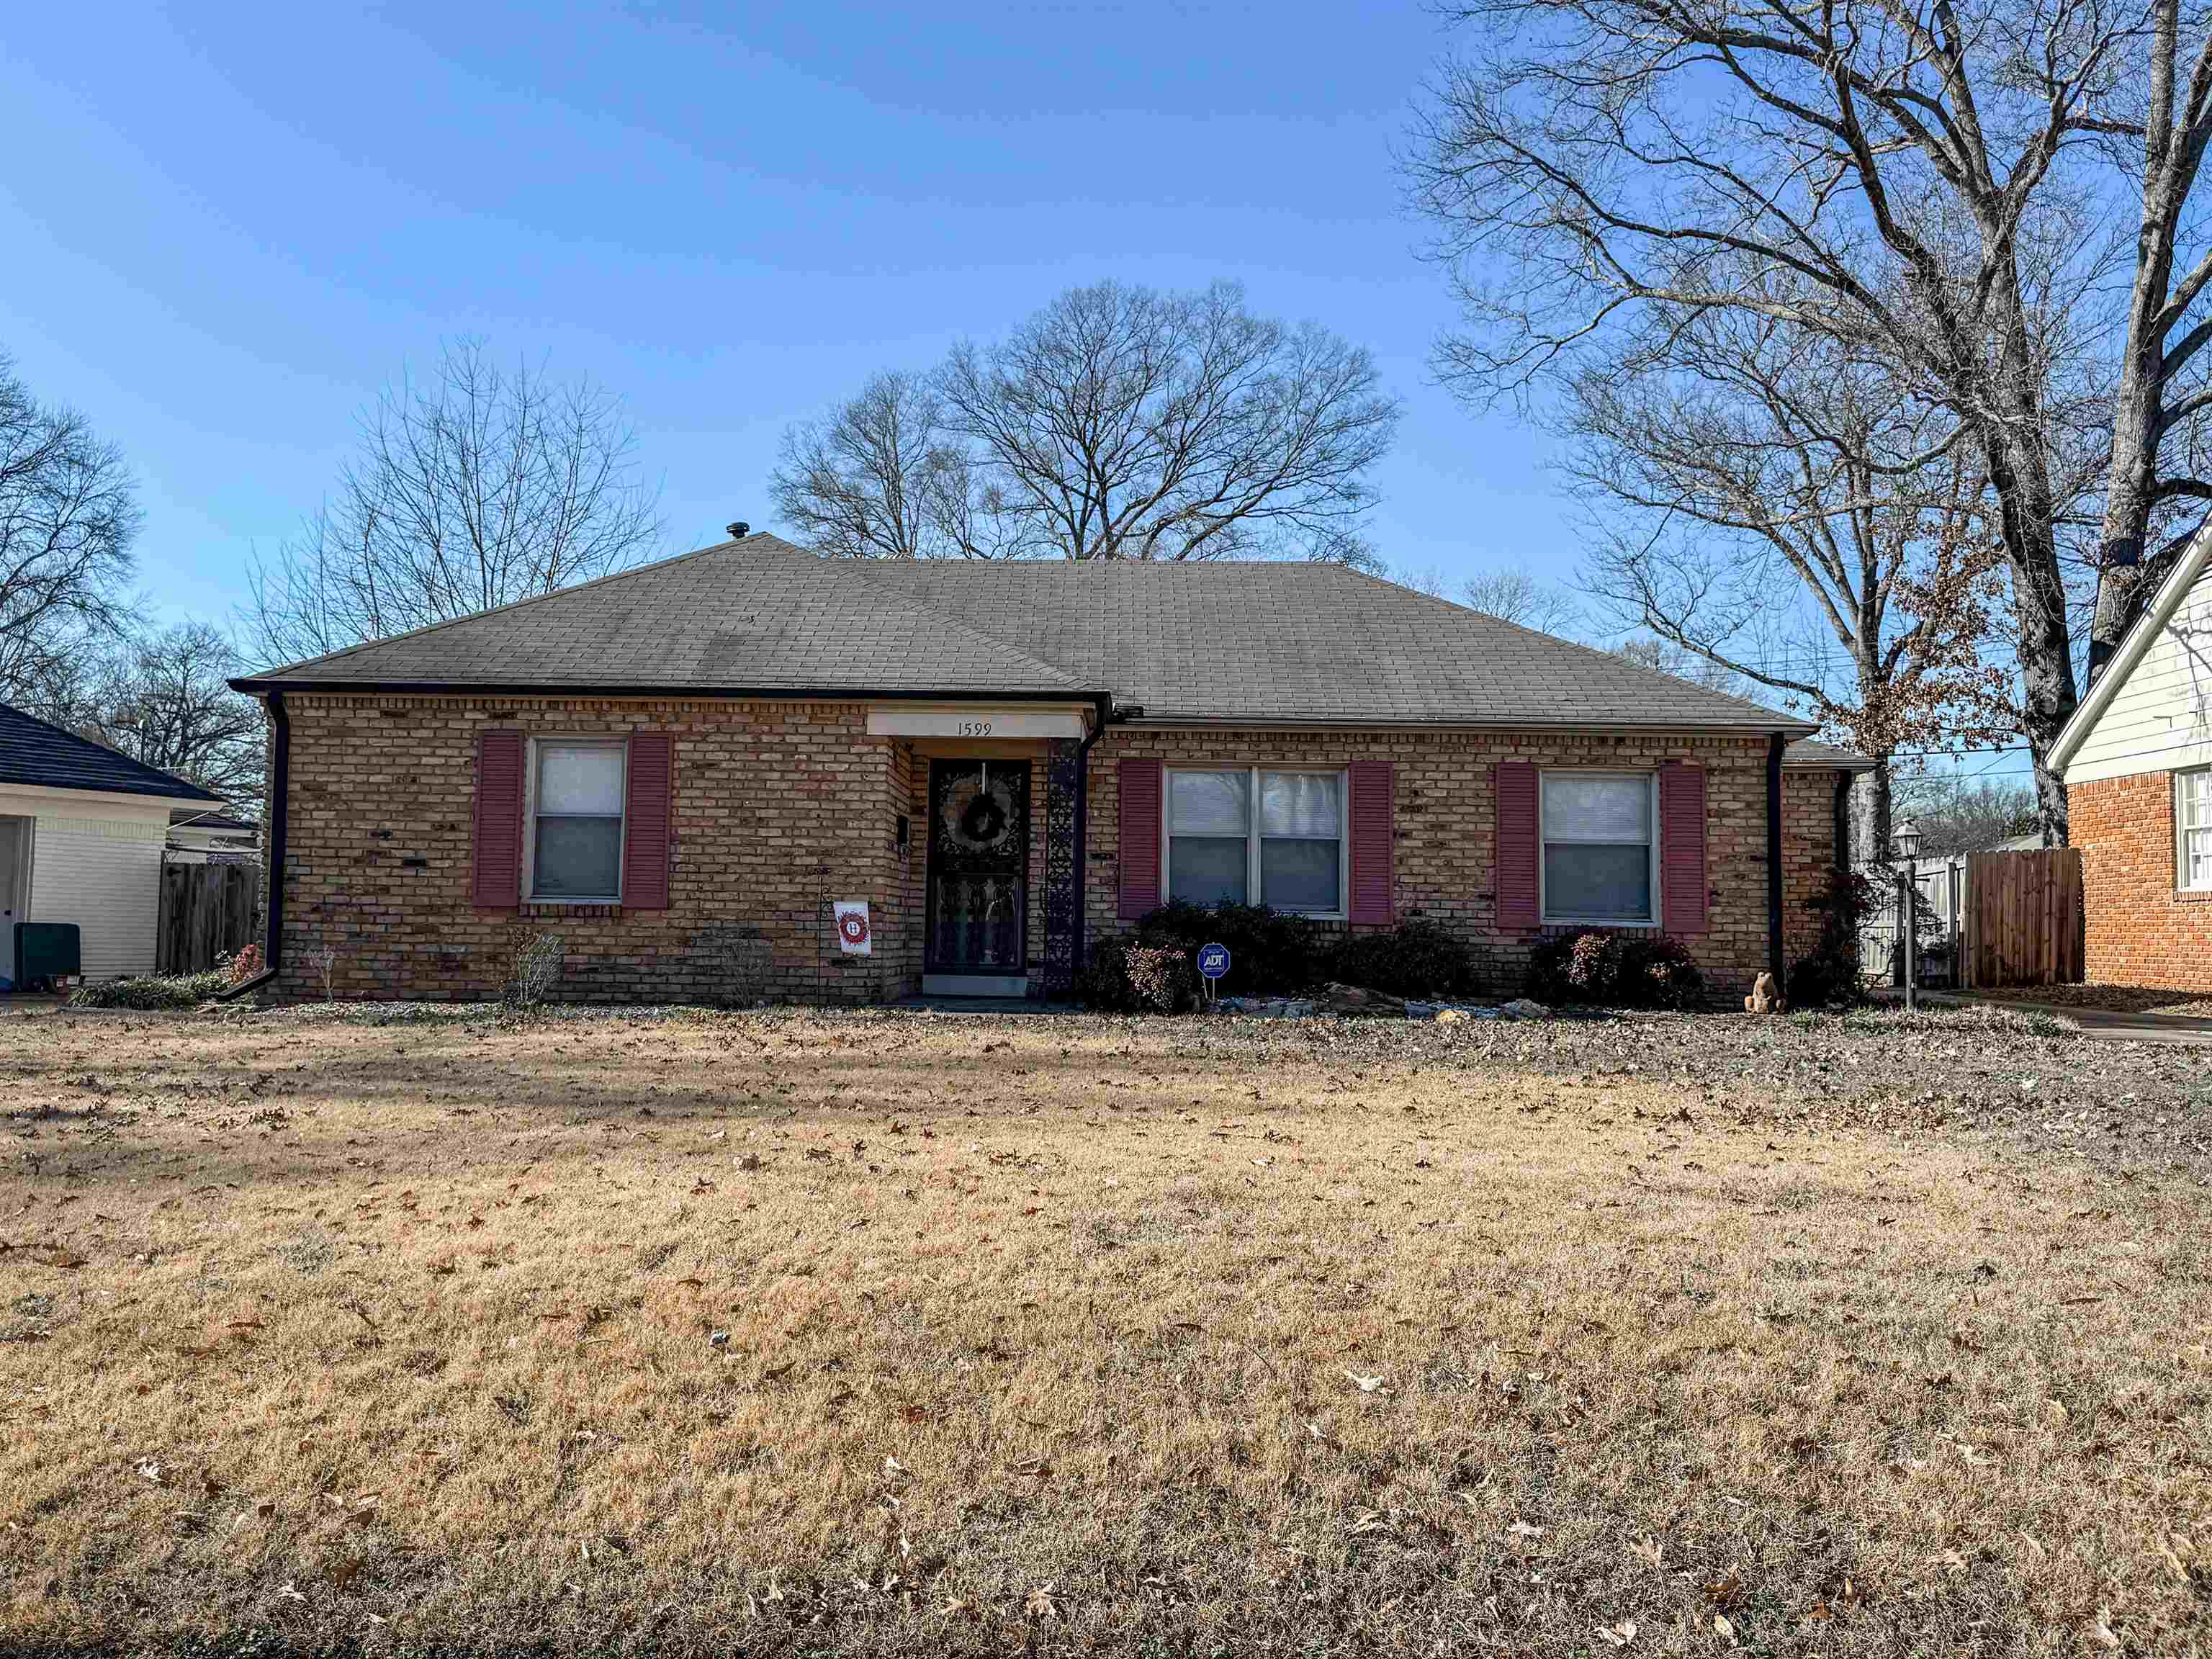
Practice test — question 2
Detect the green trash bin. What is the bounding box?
[13,922,81,992]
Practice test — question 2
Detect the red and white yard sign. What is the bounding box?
[833,902,872,956]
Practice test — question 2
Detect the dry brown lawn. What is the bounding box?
[1,1001,2208,1656]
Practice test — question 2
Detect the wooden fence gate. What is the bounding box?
[156,860,261,976]
[1961,848,2083,989]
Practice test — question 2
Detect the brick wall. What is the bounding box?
[265,697,1843,1007]
[1084,728,1841,1004]
[2072,770,2212,991]
[270,694,912,1004]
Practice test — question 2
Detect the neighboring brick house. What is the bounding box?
[2051,523,2212,991]
[228,533,1867,1007]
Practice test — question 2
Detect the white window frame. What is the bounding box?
[1161,765,1349,920]
[1537,768,1661,929]
[2177,766,2212,892]
[523,737,628,904]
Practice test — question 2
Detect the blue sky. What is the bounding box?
[1,2,1556,628]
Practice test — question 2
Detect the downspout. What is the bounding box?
[216,691,287,1001]
[1833,770,1852,872]
[1766,733,1787,994]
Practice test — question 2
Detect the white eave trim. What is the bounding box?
[2051,517,2212,777]
[0,781,220,812]
[865,702,1092,739]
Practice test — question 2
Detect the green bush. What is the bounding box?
[1789,866,1878,1007]
[1527,930,1704,1010]
[1075,938,1197,1012]
[69,971,228,1010]
[1323,918,1480,999]
[1131,901,1323,997]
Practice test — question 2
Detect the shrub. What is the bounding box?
[1527,930,1705,1011]
[1789,866,1879,1007]
[223,943,264,986]
[1323,918,1480,999]
[1131,901,1322,997]
[1075,937,1196,1013]
[69,971,228,1010]
[502,930,566,1011]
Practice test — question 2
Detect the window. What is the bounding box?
[2179,768,2212,891]
[530,741,626,899]
[1540,771,1655,925]
[1166,768,1344,914]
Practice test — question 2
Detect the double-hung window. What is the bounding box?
[1166,768,1345,914]
[530,740,626,901]
[2179,768,2212,892]
[1540,771,1656,925]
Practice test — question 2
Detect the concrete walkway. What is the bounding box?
[1898,987,2212,1045]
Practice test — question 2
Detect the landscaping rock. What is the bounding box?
[1497,999,1551,1020]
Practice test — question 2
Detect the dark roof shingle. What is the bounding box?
[236,534,1817,734]
[0,703,224,801]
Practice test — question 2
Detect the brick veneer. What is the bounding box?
[1082,728,1839,1002]
[2072,770,2212,991]
[271,694,911,1004]
[264,697,1842,1005]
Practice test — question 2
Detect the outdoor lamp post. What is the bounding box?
[1894,818,1923,1011]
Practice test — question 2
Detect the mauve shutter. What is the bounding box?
[1118,757,1162,920]
[1347,760,1394,925]
[1494,760,1539,930]
[622,732,673,910]
[1659,762,1709,935]
[472,730,524,909]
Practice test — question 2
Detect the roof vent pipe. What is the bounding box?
[727,521,750,539]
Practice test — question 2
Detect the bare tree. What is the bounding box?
[1403,0,2160,841]
[769,372,1029,559]
[1895,774,2041,856]
[2090,1,2212,671]
[0,351,140,705]
[71,623,264,804]
[773,282,1399,564]
[243,339,662,666]
[1570,314,2015,853]
[1459,565,1584,634]
[1610,634,1751,697]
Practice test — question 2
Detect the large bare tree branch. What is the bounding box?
[240,338,663,669]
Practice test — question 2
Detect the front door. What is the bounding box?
[925,759,1029,984]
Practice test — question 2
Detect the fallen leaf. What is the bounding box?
[1343,1370,1385,1393]
[1506,1519,1545,1539]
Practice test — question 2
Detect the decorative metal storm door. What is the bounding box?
[925,759,1030,977]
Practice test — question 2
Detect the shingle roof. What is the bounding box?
[1783,738,1875,771]
[0,703,224,802]
[235,533,1817,735]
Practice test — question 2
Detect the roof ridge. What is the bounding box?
[1330,564,1812,732]
[831,558,1090,690]
[248,534,781,679]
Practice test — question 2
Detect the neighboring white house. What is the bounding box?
[166,807,260,864]
[0,702,226,986]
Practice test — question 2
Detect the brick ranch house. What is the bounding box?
[2051,518,2212,991]
[226,532,1870,1007]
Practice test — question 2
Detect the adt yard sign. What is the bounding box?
[1197,942,1231,981]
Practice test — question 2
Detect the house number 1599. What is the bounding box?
[958,719,993,737]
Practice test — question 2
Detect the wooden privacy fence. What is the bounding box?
[156,860,262,976]
[1961,848,2083,989]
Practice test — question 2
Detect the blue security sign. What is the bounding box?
[1197,942,1232,981]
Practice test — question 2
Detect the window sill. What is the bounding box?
[1542,917,1658,930]
[2175,888,2212,904]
